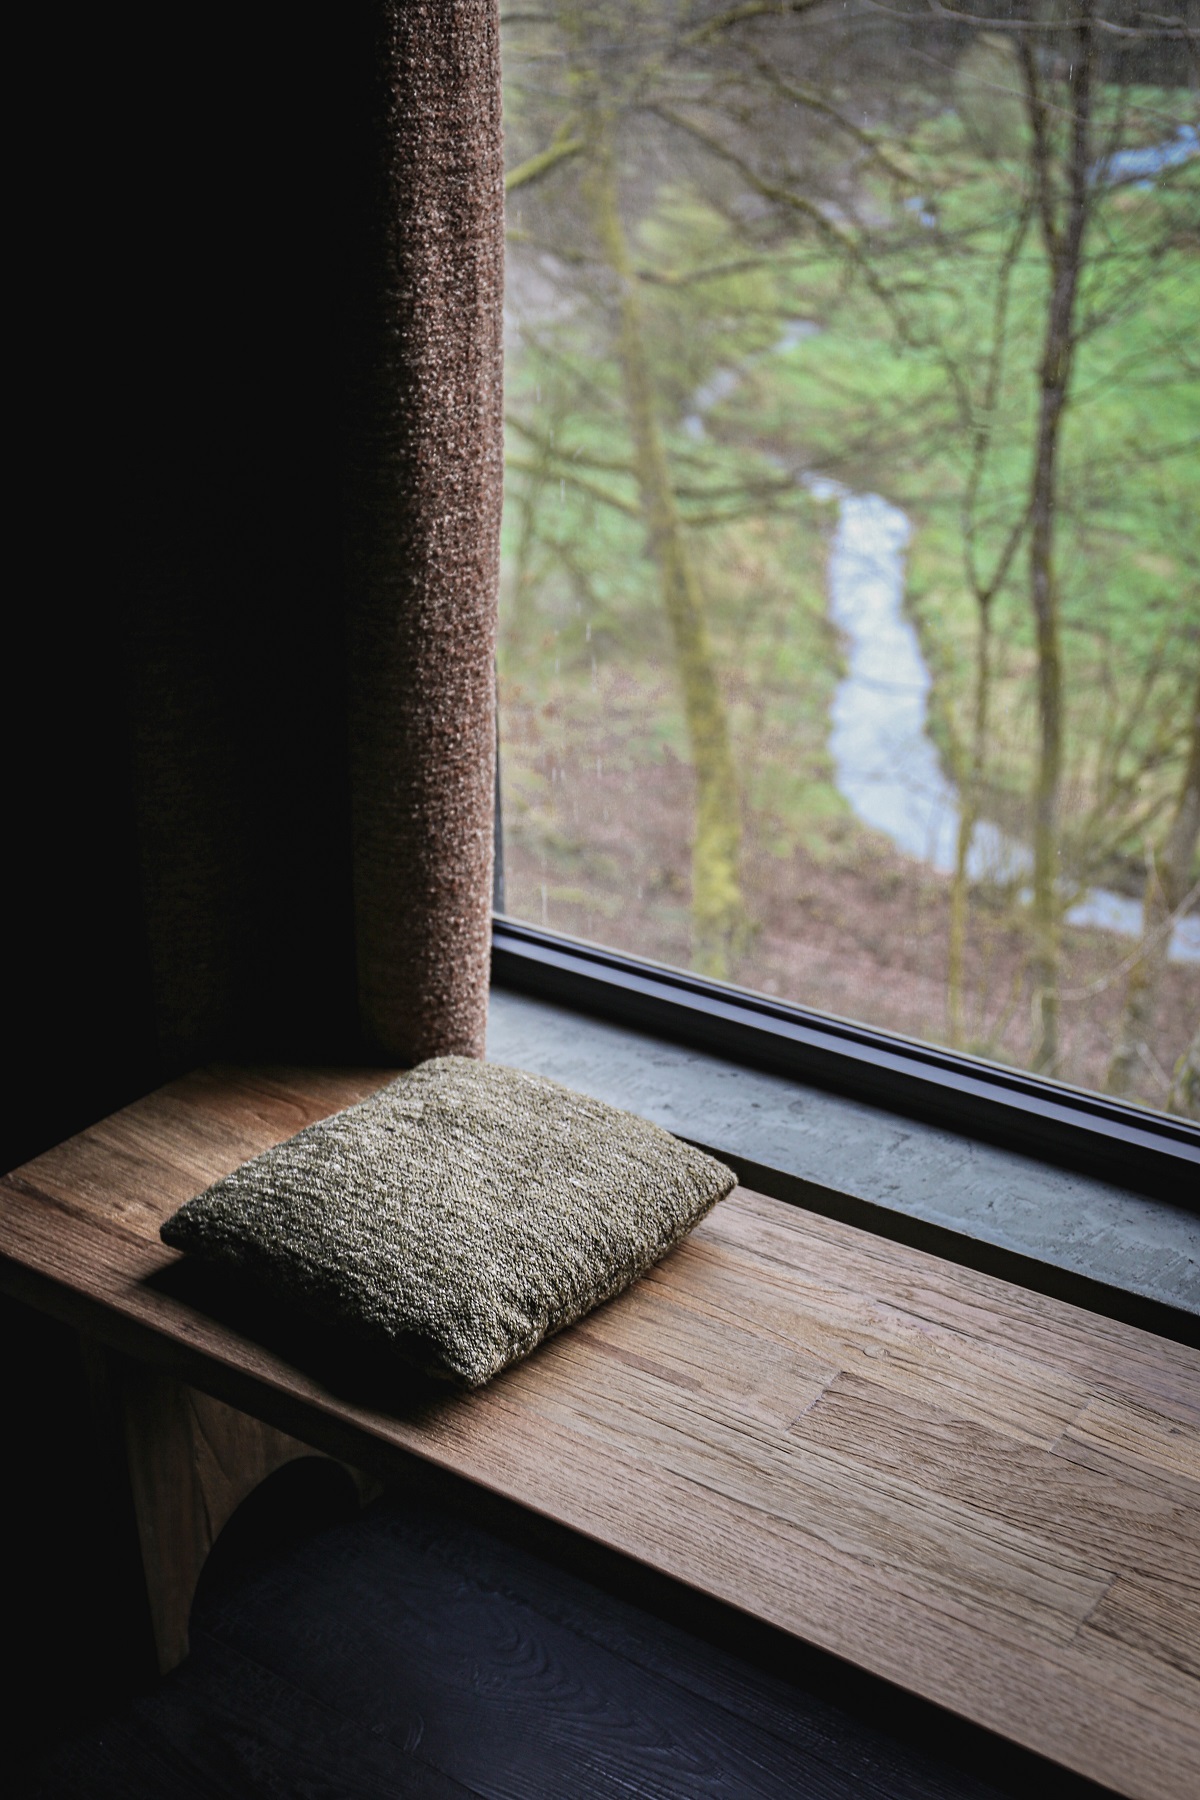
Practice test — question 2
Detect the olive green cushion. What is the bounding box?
[160,1056,736,1389]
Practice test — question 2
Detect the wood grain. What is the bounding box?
[36,1488,1084,1800]
[103,1351,378,1672]
[2,1064,1197,1800]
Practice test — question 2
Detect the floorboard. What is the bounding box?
[25,1488,1108,1800]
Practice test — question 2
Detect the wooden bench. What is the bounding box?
[2,1064,1197,1800]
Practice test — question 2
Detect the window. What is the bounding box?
[495,1,1200,1192]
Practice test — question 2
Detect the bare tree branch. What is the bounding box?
[507,454,642,517]
[859,1,1196,40]
[740,47,916,186]
[651,102,921,344]
[507,126,585,193]
[682,0,828,48]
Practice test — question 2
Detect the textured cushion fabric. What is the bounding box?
[160,1057,736,1389]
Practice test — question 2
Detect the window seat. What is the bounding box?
[2,1065,1197,1800]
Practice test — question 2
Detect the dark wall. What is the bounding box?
[6,10,378,1762]
[7,9,377,1176]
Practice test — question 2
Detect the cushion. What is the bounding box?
[160,1056,736,1389]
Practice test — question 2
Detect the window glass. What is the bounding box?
[498,1,1200,1120]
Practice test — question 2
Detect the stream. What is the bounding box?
[687,321,1200,964]
[810,468,1200,963]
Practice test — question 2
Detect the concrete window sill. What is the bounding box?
[488,986,1200,1326]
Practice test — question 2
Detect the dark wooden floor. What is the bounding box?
[23,1471,1108,1800]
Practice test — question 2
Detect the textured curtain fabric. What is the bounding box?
[346,1,505,1064]
[132,0,504,1071]
[131,2,505,1072]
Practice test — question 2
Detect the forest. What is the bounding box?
[496,0,1200,1118]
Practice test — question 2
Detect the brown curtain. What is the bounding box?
[346,2,505,1064]
[135,1,504,1071]
[6,2,504,1171]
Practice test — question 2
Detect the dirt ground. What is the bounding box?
[499,690,1200,1117]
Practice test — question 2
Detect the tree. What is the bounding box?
[1108,665,1200,1097]
[1017,5,1099,1072]
[502,1,962,971]
[861,4,1199,1076]
[1169,1017,1200,1118]
[505,3,763,973]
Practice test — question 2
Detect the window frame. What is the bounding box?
[491,915,1200,1204]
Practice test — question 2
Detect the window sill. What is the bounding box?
[488,984,1200,1338]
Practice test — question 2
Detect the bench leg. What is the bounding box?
[85,1348,378,1674]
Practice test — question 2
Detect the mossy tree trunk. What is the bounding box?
[1108,665,1200,1102]
[581,99,744,975]
[1018,12,1095,1074]
[1169,1019,1200,1121]
[945,195,1032,1050]
[947,600,992,1047]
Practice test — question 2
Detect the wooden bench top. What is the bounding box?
[2,1065,1197,1800]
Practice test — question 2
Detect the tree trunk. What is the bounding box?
[1020,14,1094,1074]
[1026,382,1067,1074]
[583,105,744,975]
[1168,1019,1200,1121]
[948,599,992,1047]
[1108,666,1200,1102]
[947,197,1032,1050]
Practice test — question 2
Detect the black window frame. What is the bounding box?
[491,915,1199,1205]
